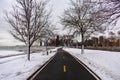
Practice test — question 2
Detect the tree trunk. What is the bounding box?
[40,41,42,46]
[27,37,31,61]
[81,45,84,54]
[46,38,48,55]
[81,34,84,54]
[27,44,30,61]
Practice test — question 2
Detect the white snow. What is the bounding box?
[0,48,57,80]
[64,48,120,80]
[1,47,119,80]
[0,50,23,57]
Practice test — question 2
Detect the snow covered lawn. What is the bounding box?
[64,48,120,80]
[0,48,57,80]
[0,50,24,57]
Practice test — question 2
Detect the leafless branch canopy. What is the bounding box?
[5,0,51,46]
[100,0,120,27]
[61,0,110,40]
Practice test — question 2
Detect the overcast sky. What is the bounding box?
[0,0,70,46]
[0,0,120,46]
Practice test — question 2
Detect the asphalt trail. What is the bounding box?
[30,48,98,80]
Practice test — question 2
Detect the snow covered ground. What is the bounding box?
[0,48,57,80]
[0,50,24,57]
[64,48,120,80]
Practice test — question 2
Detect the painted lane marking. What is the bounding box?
[63,65,67,72]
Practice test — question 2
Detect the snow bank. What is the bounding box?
[0,50,56,80]
[64,48,120,80]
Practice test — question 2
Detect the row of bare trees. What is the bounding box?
[60,0,120,54]
[5,0,52,60]
[5,0,120,60]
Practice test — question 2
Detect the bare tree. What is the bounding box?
[5,0,51,60]
[61,0,110,54]
[37,28,55,47]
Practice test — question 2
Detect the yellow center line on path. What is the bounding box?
[63,65,67,72]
